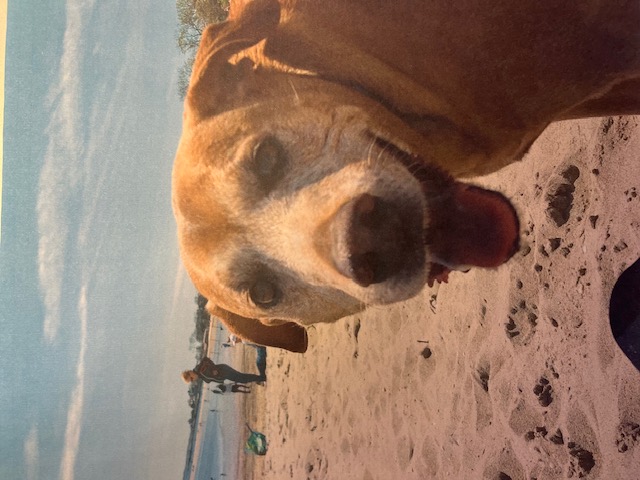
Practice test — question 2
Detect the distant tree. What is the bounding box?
[194,301,210,339]
[195,0,229,24]
[186,293,213,357]
[196,293,208,309]
[176,0,230,99]
[176,0,204,54]
[177,54,195,101]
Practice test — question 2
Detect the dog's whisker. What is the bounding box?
[288,78,301,104]
[365,138,377,166]
[375,142,386,164]
[211,37,257,56]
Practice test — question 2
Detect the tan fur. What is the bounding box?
[173,0,640,352]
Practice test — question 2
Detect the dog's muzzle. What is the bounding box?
[331,193,425,287]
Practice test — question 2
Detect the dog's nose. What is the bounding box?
[331,194,423,287]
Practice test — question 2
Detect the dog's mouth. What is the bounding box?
[421,181,521,287]
[334,134,520,289]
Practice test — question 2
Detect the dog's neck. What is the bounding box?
[262,17,469,130]
[230,1,640,175]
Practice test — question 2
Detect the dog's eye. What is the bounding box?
[248,278,280,308]
[252,137,287,191]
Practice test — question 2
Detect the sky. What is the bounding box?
[1,1,202,479]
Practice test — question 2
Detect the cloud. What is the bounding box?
[58,286,88,480]
[37,176,70,343]
[37,0,95,343]
[23,426,39,480]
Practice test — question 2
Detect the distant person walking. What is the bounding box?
[181,356,265,385]
[212,384,252,394]
[218,342,268,380]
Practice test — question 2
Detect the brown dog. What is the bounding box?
[173,0,640,352]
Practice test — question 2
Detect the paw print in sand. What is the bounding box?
[546,165,580,227]
[533,376,553,407]
[616,421,640,453]
[504,300,538,345]
[567,442,595,478]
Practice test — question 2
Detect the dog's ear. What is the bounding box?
[186,0,280,119]
[207,303,308,353]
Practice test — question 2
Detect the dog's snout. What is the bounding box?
[332,194,424,287]
[348,195,389,286]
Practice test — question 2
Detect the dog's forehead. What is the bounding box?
[204,104,382,165]
[205,102,318,139]
[176,103,362,192]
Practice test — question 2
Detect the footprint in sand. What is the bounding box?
[472,360,493,430]
[345,318,362,359]
[525,428,596,478]
[546,164,580,227]
[533,376,553,408]
[524,425,562,444]
[616,421,640,453]
[396,435,416,471]
[564,406,600,478]
[624,186,638,202]
[505,299,539,346]
[536,237,564,265]
[549,428,565,445]
[304,447,328,479]
[567,441,596,478]
[476,364,490,393]
[524,425,549,441]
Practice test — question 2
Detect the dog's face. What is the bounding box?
[172,1,520,351]
[175,89,430,319]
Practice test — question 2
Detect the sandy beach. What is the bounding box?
[228,116,640,479]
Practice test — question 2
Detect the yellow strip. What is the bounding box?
[0,1,7,243]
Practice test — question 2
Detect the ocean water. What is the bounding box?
[190,392,242,479]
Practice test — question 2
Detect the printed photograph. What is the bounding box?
[2,1,639,479]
